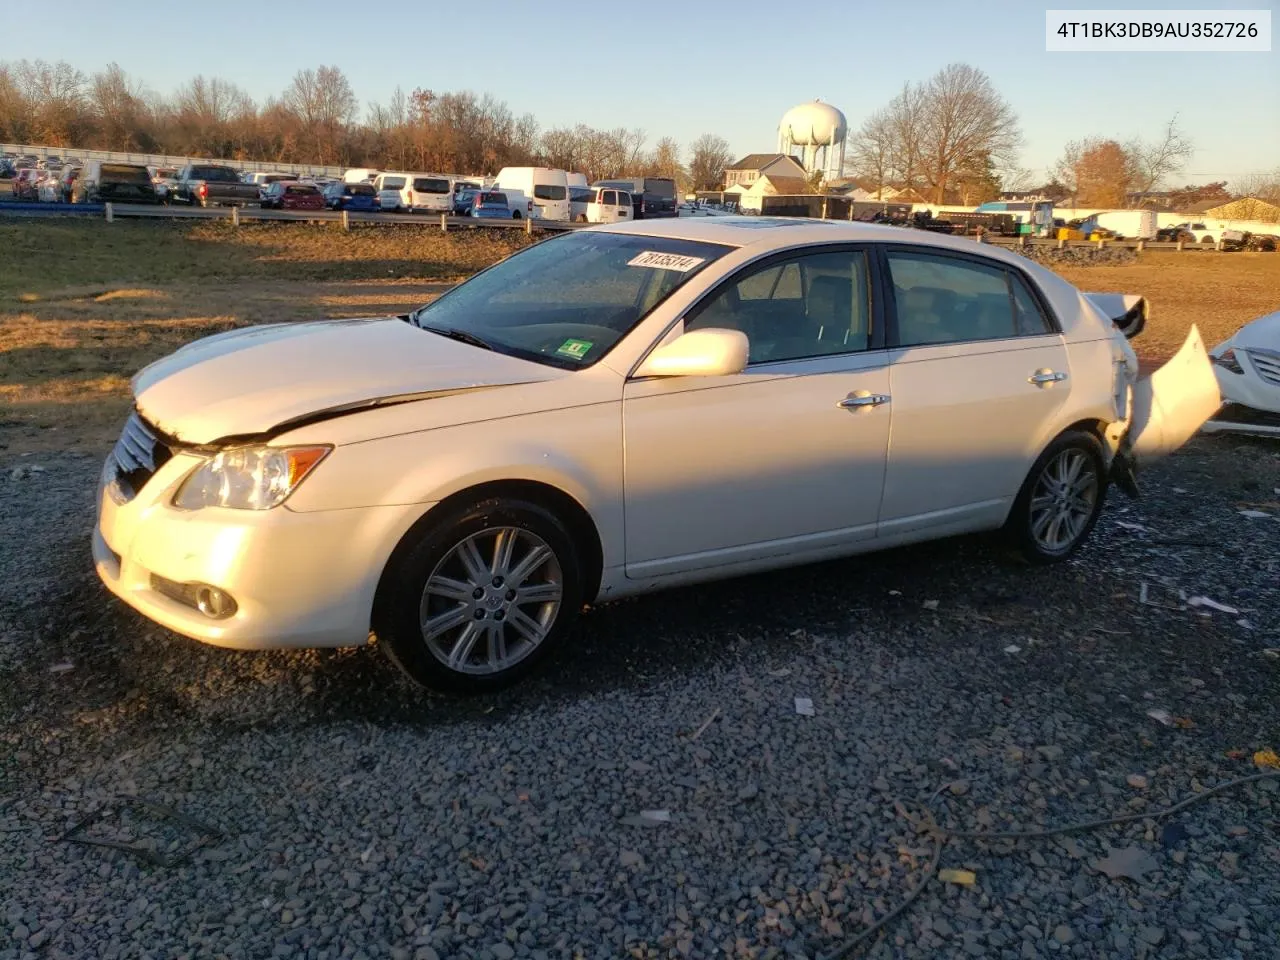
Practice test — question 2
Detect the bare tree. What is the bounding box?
[688,133,733,190]
[846,107,893,196]
[12,60,87,144]
[917,63,1021,203]
[885,84,924,196]
[90,63,147,150]
[1232,169,1280,203]
[646,136,684,186]
[1128,115,1193,196]
[283,66,357,164]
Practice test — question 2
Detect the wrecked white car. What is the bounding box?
[1205,310,1280,437]
[93,218,1221,691]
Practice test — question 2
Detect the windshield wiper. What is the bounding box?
[420,324,496,352]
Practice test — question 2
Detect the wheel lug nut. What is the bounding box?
[472,588,484,600]
[505,589,516,601]
[474,609,485,619]
[492,576,504,587]
[494,611,505,622]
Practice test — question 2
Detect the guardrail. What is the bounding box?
[0,199,584,233]
[0,199,1269,250]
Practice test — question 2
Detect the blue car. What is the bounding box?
[471,190,515,219]
[323,182,378,212]
[452,188,480,215]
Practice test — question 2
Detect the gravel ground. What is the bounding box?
[1,436,1278,960]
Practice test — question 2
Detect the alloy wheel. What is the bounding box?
[419,527,563,675]
[1028,448,1098,553]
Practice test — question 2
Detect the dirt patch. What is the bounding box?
[1054,251,1280,361]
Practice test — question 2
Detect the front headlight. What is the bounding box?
[1211,348,1244,376]
[173,445,330,511]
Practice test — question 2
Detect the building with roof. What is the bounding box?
[1203,197,1280,222]
[723,153,808,188]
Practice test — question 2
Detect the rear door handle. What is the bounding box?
[839,392,891,410]
[1028,370,1068,386]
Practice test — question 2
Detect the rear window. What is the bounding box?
[101,164,151,183]
[569,187,593,203]
[479,192,507,204]
[287,185,318,195]
[190,166,240,182]
[644,178,676,199]
[380,177,406,190]
[348,183,375,196]
[413,178,450,193]
[534,184,567,201]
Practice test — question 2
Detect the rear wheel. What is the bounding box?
[512,211,522,219]
[374,497,582,692]
[1005,430,1107,564]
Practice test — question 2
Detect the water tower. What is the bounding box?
[777,99,848,183]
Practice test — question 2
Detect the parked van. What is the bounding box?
[343,168,381,185]
[566,172,588,189]
[573,186,633,224]
[373,172,412,211]
[493,166,570,220]
[405,175,453,213]
[568,186,594,222]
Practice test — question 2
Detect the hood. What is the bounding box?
[133,317,561,445]
[1224,309,1280,352]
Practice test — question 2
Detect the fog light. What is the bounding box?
[150,574,238,619]
[195,586,237,620]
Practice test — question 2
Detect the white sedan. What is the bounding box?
[94,218,1221,691]
[1205,310,1280,436]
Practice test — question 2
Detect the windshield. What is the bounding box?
[533,184,567,201]
[410,232,731,368]
[414,177,450,193]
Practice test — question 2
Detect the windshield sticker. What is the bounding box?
[555,338,594,360]
[627,251,706,272]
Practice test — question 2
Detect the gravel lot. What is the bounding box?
[1,436,1278,960]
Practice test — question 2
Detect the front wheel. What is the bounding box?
[373,497,583,693]
[1005,430,1107,564]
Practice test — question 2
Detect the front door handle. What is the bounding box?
[1028,369,1068,386]
[839,391,891,410]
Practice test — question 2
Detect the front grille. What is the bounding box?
[108,412,172,503]
[1246,349,1280,386]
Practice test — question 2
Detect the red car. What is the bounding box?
[11,168,41,200]
[261,181,324,211]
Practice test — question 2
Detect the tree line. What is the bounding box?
[0,60,736,190]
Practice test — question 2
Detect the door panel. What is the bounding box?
[881,336,1071,533]
[623,354,891,576]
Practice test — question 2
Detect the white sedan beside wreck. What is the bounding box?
[94,218,1222,691]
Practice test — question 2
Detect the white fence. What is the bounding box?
[1,142,344,178]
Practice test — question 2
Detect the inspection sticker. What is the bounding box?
[555,338,594,359]
[627,251,706,272]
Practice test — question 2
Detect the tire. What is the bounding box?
[576,214,587,223]
[1005,430,1107,564]
[512,211,522,220]
[373,496,583,693]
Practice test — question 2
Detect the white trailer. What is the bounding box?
[1093,210,1157,239]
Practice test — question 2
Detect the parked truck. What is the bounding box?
[173,164,261,207]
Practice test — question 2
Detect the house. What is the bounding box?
[723,153,807,188]
[736,174,815,212]
[1203,197,1280,223]
[1179,199,1225,215]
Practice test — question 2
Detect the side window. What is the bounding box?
[602,190,616,205]
[685,250,872,364]
[887,252,1026,346]
[1010,273,1052,335]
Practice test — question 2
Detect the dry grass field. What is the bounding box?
[1,219,1278,456]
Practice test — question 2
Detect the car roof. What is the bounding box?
[594,216,1039,266]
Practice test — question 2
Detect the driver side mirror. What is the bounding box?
[634,328,749,378]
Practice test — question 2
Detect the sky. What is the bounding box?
[3,0,1277,186]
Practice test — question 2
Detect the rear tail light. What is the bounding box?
[198,183,208,198]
